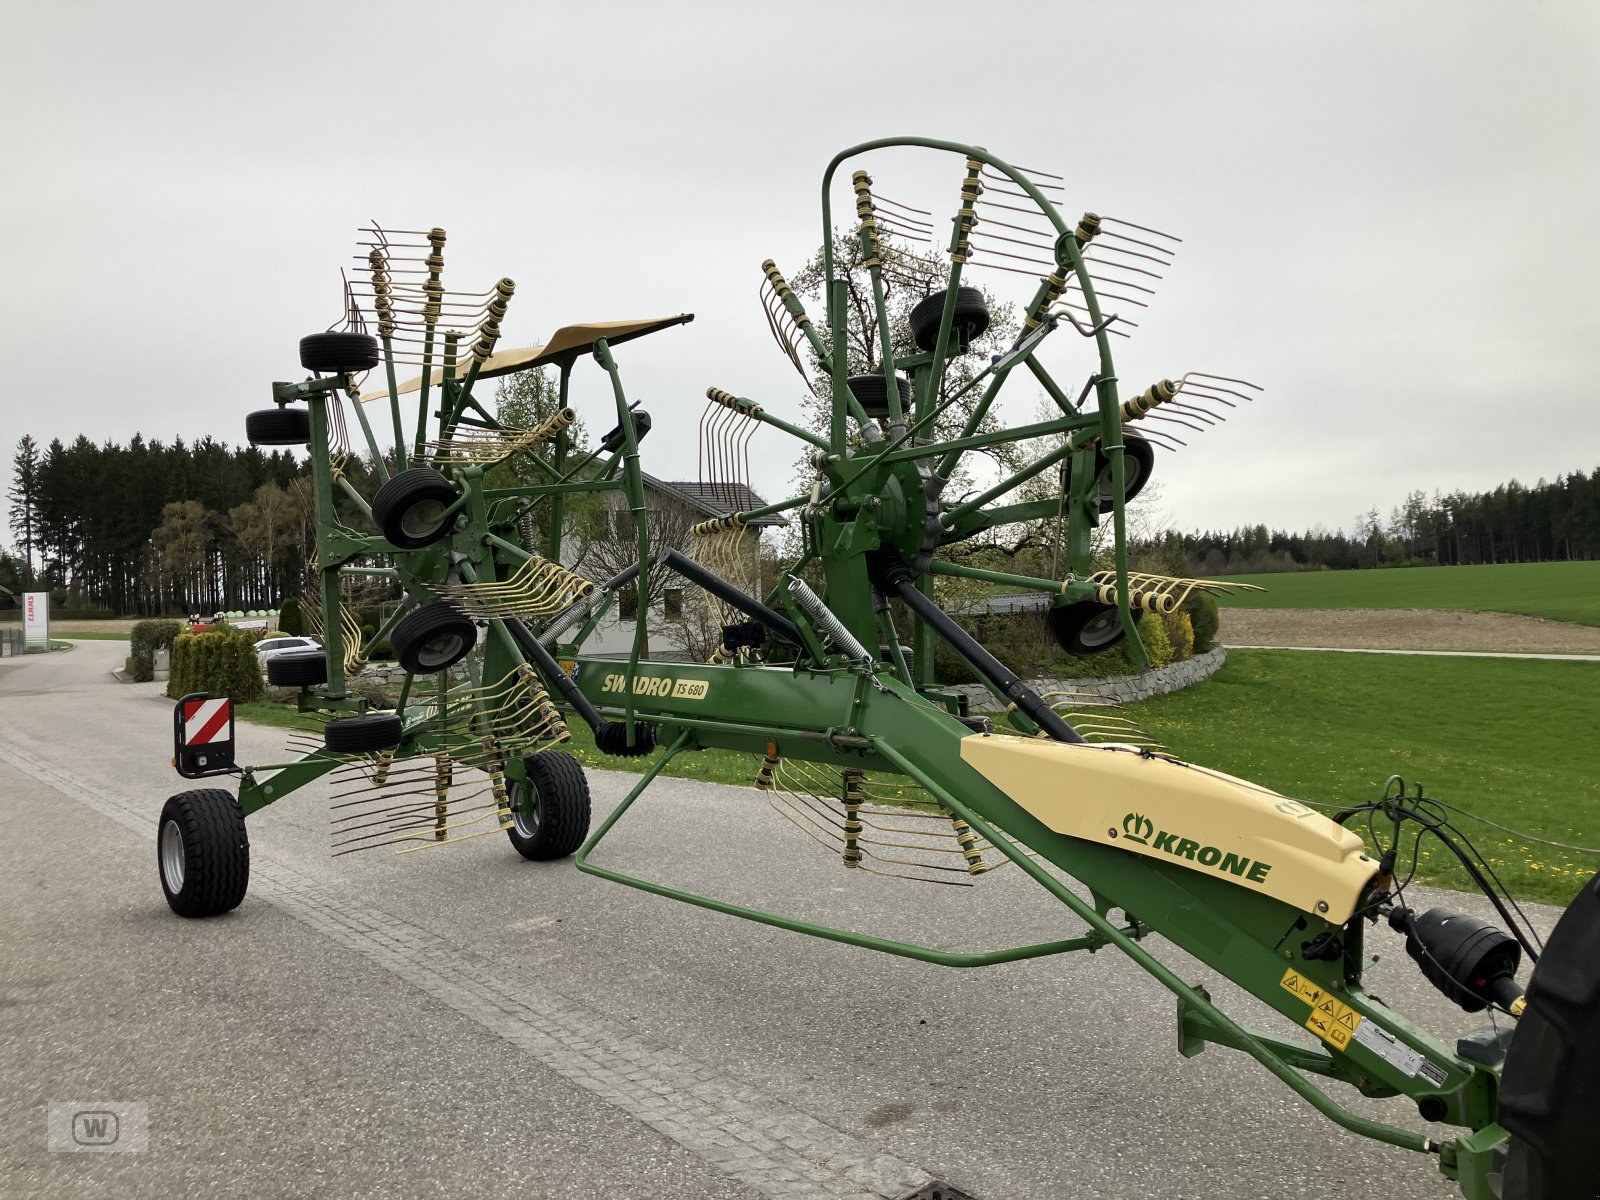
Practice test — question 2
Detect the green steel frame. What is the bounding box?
[219,138,1517,1198]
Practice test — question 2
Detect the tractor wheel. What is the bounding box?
[1498,869,1600,1200]
[391,603,477,674]
[266,650,327,687]
[908,285,991,353]
[1066,433,1156,514]
[324,713,404,754]
[372,467,459,549]
[506,749,591,860]
[246,407,311,447]
[845,374,913,421]
[300,331,380,373]
[1047,601,1126,656]
[158,789,250,918]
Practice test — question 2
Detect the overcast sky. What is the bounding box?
[3,0,1596,545]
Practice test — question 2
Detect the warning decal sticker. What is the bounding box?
[1279,968,1364,1049]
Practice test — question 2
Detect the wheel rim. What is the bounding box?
[400,499,446,540]
[1080,608,1123,648]
[511,779,541,838]
[1097,458,1143,503]
[160,819,186,893]
[416,631,465,669]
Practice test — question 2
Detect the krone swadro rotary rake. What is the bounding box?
[155,139,1598,1200]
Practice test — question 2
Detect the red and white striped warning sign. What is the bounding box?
[182,697,232,746]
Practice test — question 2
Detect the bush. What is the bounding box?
[167,628,264,703]
[1137,611,1173,669]
[278,597,307,637]
[1165,610,1195,662]
[128,619,185,682]
[1187,592,1221,654]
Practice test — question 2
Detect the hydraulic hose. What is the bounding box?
[503,615,655,756]
[866,548,1084,744]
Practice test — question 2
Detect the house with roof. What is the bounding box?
[578,473,789,660]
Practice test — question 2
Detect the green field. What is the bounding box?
[1211,561,1600,626]
[1123,650,1600,905]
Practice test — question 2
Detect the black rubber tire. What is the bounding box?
[908,286,991,353]
[245,407,311,447]
[1089,434,1156,514]
[1499,869,1600,1200]
[506,749,592,860]
[300,331,380,373]
[1047,601,1127,656]
[266,650,328,687]
[372,467,459,549]
[391,602,477,674]
[879,643,916,680]
[158,789,249,918]
[845,374,912,420]
[594,720,658,758]
[324,712,405,754]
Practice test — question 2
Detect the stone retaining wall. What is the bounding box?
[952,646,1227,708]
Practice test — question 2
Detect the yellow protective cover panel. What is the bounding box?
[959,735,1376,922]
[358,315,693,403]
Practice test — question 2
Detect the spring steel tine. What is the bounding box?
[1086,241,1175,269]
[1096,229,1179,258]
[1081,254,1165,281]
[1142,411,1210,435]
[1164,401,1223,425]
[971,228,1061,255]
[875,192,934,217]
[1174,388,1239,409]
[977,196,1065,221]
[980,162,1066,186]
[972,243,1057,270]
[1064,284,1150,309]
[1052,298,1140,329]
[1084,270,1157,297]
[1182,372,1264,396]
[977,215,1058,244]
[1100,215,1183,243]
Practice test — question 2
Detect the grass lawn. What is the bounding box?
[236,648,1599,906]
[1212,561,1600,626]
[58,631,133,641]
[1123,650,1600,905]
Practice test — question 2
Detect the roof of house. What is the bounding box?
[642,475,789,526]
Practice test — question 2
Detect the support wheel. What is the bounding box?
[1047,601,1127,656]
[908,286,990,353]
[158,789,250,918]
[1090,433,1155,514]
[391,603,477,674]
[324,712,405,754]
[300,331,380,373]
[372,468,460,549]
[506,750,591,860]
[246,407,311,447]
[266,650,328,687]
[845,374,912,421]
[1499,868,1600,1200]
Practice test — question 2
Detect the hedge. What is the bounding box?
[166,628,264,703]
[128,619,185,682]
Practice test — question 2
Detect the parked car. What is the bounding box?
[256,636,321,664]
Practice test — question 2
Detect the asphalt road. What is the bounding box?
[0,641,1561,1199]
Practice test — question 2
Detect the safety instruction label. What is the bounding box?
[1280,968,1364,1050]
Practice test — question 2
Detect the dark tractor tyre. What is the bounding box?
[1048,601,1127,657]
[158,789,250,918]
[908,286,991,353]
[299,331,380,374]
[391,602,477,674]
[266,650,327,687]
[845,374,913,420]
[324,712,405,754]
[594,719,658,758]
[506,749,592,861]
[1498,869,1600,1200]
[246,407,311,447]
[372,467,459,550]
[1091,433,1156,514]
[879,643,916,680]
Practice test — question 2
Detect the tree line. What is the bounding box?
[1168,470,1600,575]
[3,432,375,615]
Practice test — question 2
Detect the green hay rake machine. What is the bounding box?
[156,137,1597,1200]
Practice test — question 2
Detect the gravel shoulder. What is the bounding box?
[1221,607,1600,654]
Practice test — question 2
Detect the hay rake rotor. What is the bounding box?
[152,138,1596,1200]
